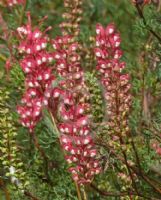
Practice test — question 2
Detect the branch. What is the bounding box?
[75,182,83,200]
[119,137,139,195]
[96,140,161,196]
[135,4,161,43]
[19,0,28,25]
[24,191,40,200]
[0,178,11,200]
[90,183,153,199]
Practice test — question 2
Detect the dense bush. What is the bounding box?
[0,0,161,199]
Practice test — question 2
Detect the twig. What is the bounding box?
[82,186,88,200]
[135,4,161,43]
[90,183,153,199]
[0,178,11,200]
[96,140,161,196]
[19,0,27,25]
[119,136,139,195]
[24,191,40,200]
[75,182,82,200]
[48,109,60,136]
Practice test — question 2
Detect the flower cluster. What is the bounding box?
[95,25,134,191]
[60,0,83,37]
[6,0,25,7]
[59,96,101,185]
[17,13,54,132]
[95,23,131,138]
[52,36,81,79]
[51,33,101,184]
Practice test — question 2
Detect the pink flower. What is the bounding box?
[17,13,100,184]
[6,0,25,7]
[17,13,54,132]
[95,23,131,138]
[51,32,101,184]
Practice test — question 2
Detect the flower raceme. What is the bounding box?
[59,102,101,185]
[17,13,54,132]
[95,23,133,190]
[16,11,100,184]
[51,34,101,185]
[52,35,82,79]
[6,0,25,7]
[95,23,131,138]
[60,0,83,37]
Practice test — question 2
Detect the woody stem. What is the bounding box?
[82,186,88,200]
[0,178,11,200]
[48,110,60,136]
[19,0,28,25]
[75,182,82,200]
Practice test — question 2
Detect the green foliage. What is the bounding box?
[85,71,104,123]
[0,88,28,192]
[0,0,161,199]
